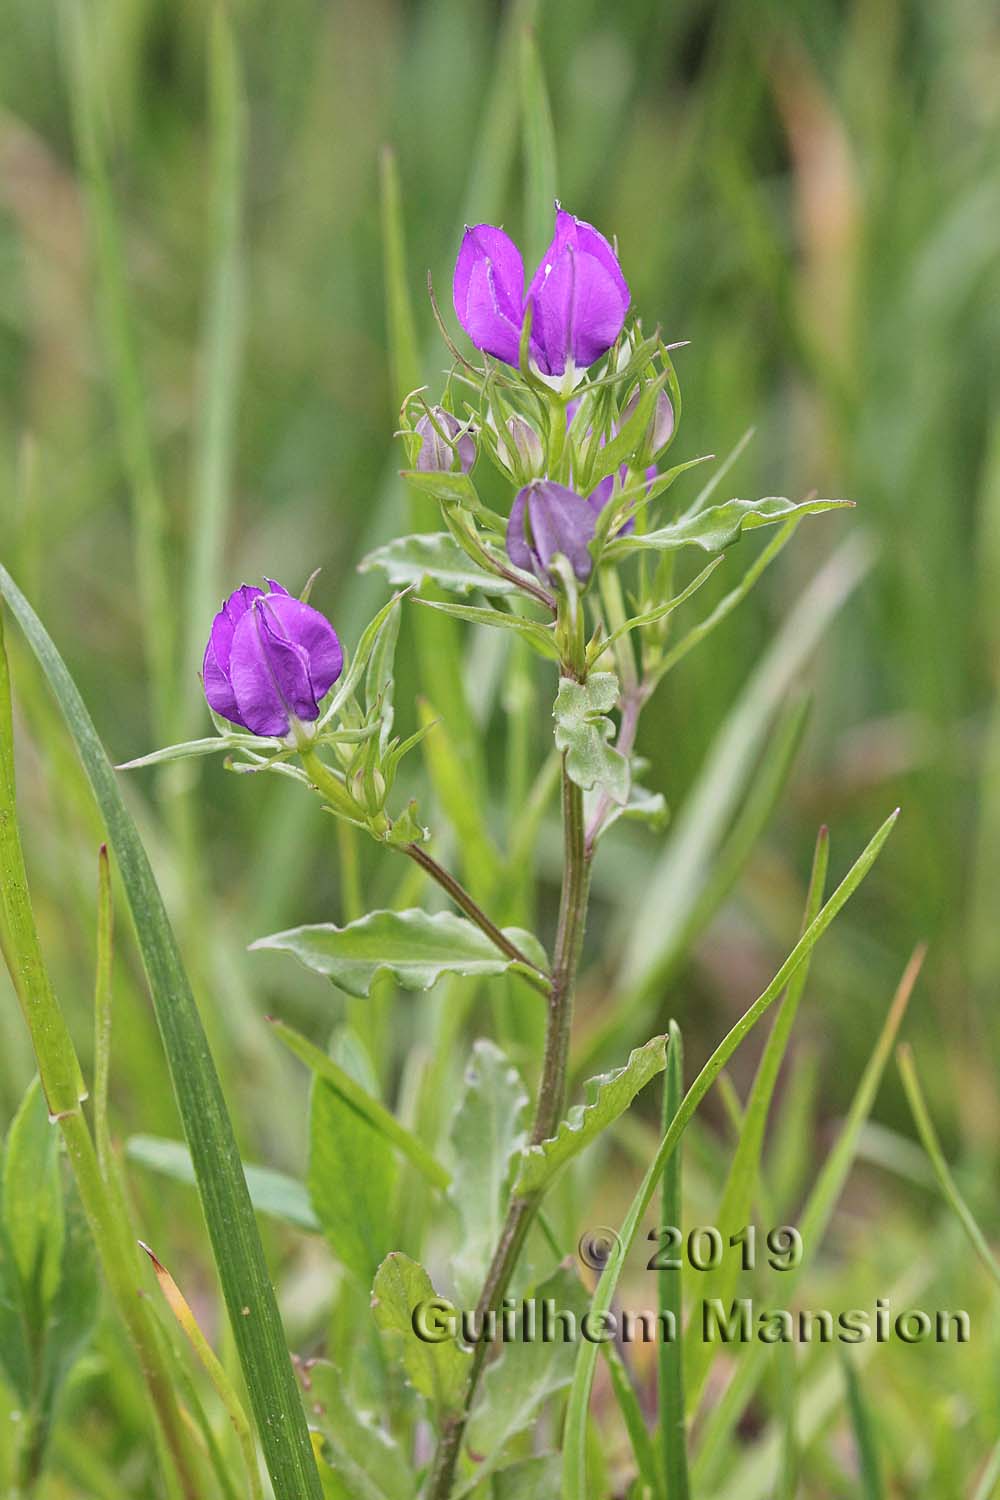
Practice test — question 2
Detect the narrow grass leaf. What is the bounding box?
[684,826,829,1406]
[897,1042,1000,1290]
[841,1356,884,1500]
[658,1021,688,1500]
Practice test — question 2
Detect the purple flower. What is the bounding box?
[506,481,596,585]
[414,407,475,474]
[203,581,343,738]
[453,207,630,377]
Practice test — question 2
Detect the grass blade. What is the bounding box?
[561,808,899,1497]
[841,1356,884,1500]
[897,1042,1000,1291]
[520,24,558,266]
[0,565,323,1500]
[684,825,829,1407]
[658,1020,688,1500]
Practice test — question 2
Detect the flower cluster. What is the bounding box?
[127,201,844,846]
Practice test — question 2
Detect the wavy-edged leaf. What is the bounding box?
[448,1042,528,1304]
[306,1360,415,1500]
[605,496,853,559]
[370,1252,469,1417]
[127,1135,321,1233]
[464,1266,589,1483]
[0,563,324,1500]
[553,673,628,804]
[252,908,549,1000]
[515,1035,667,1195]
[359,533,518,597]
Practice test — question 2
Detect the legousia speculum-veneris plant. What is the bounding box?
[2,201,895,1500]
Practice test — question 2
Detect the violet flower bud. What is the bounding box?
[622,386,675,460]
[453,206,630,378]
[497,415,544,478]
[414,407,475,474]
[506,480,596,586]
[203,581,343,738]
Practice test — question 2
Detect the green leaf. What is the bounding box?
[604,496,853,559]
[268,1018,449,1190]
[0,1216,33,1404]
[252,908,549,1000]
[464,1266,589,1474]
[399,469,480,509]
[309,1030,397,1284]
[359,533,518,597]
[126,1135,321,1234]
[448,1042,529,1304]
[39,1186,100,1435]
[553,674,628,804]
[0,565,324,1500]
[370,1252,469,1416]
[519,24,557,267]
[2,1077,64,1321]
[584,782,668,842]
[323,591,407,726]
[302,1360,415,1500]
[418,599,560,660]
[491,1457,561,1499]
[561,809,899,1498]
[515,1035,668,1195]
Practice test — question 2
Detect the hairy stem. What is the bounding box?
[424,765,591,1500]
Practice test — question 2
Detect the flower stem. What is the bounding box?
[424,763,591,1500]
[404,842,551,997]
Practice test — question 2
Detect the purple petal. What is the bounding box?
[527,481,595,583]
[506,488,535,574]
[453,225,525,366]
[202,584,265,727]
[527,209,630,374]
[264,594,344,701]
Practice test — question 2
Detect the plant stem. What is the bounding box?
[404,841,551,995]
[424,764,591,1500]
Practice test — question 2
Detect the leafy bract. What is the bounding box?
[604,496,853,559]
[360,533,517,597]
[553,674,628,804]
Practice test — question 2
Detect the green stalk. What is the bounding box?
[424,764,592,1500]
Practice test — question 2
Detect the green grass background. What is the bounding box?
[2,0,999,1493]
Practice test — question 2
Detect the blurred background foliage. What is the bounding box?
[1,0,999,1492]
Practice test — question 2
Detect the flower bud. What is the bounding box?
[497,415,544,478]
[203,581,343,738]
[414,407,475,474]
[506,480,595,585]
[623,386,675,462]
